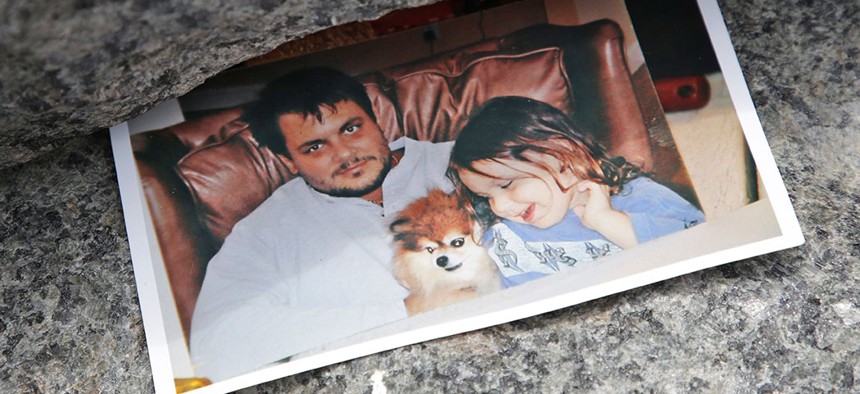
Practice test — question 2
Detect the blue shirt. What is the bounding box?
[483,177,704,286]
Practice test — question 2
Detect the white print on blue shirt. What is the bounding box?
[487,223,622,284]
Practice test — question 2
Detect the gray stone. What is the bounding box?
[0,0,433,170]
[0,0,858,392]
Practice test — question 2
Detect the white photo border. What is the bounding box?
[109,0,803,392]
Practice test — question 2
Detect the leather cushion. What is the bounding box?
[176,120,293,244]
[364,47,574,143]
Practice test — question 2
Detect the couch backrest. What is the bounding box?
[175,42,583,248]
[365,45,574,143]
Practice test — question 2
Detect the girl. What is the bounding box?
[448,96,704,286]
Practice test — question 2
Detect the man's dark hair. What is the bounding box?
[242,67,376,158]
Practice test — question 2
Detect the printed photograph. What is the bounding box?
[110,0,800,392]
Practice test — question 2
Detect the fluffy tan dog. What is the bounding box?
[390,189,502,315]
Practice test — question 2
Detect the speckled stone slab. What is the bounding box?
[0,0,433,170]
[0,0,858,392]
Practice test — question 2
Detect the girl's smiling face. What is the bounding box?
[458,153,584,229]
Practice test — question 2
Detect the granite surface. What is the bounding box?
[0,0,433,170]
[1,0,858,392]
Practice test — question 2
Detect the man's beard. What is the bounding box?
[305,154,392,198]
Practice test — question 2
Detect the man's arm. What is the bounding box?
[189,218,298,381]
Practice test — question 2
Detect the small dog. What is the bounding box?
[390,189,502,315]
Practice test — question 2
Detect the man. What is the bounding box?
[189,67,453,381]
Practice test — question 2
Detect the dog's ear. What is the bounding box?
[389,218,411,234]
[454,195,486,245]
[454,191,469,210]
[390,218,418,248]
[470,220,485,245]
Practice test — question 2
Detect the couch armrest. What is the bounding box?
[133,130,218,343]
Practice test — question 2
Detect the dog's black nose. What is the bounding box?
[436,256,448,267]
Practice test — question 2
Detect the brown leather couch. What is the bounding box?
[131,20,694,344]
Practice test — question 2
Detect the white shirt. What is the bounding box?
[190,138,453,381]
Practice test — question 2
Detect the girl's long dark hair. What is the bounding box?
[447,96,642,228]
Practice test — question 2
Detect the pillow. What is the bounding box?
[364,47,574,143]
[177,120,293,244]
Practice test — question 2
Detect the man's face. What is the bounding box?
[278,100,391,198]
